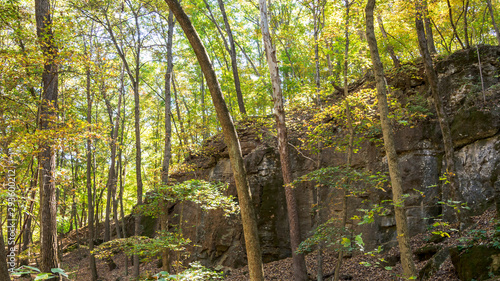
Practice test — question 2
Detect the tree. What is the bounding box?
[160,9,175,273]
[85,43,99,280]
[162,0,265,280]
[103,75,123,243]
[376,14,401,68]
[0,222,11,281]
[445,0,465,49]
[365,0,417,278]
[486,0,500,45]
[217,0,247,115]
[415,0,461,218]
[423,0,437,55]
[258,0,308,280]
[35,0,60,276]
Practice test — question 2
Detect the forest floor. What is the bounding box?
[16,207,497,280]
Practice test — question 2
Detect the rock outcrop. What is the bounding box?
[164,45,500,270]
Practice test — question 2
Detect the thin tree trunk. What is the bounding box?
[313,1,321,102]
[376,14,401,68]
[486,0,500,45]
[416,2,460,217]
[258,1,308,280]
[463,0,470,48]
[162,1,264,280]
[431,19,451,54]
[118,105,128,275]
[423,0,438,55]
[0,223,11,281]
[217,0,247,115]
[21,160,38,266]
[160,10,175,273]
[334,3,353,279]
[365,0,417,278]
[446,0,465,49]
[172,73,187,158]
[200,70,209,141]
[113,65,125,240]
[35,0,60,276]
[103,83,122,242]
[86,66,98,281]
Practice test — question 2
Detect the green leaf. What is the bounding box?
[34,273,53,281]
[24,265,41,272]
[51,268,69,278]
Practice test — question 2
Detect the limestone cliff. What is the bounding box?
[162,45,500,270]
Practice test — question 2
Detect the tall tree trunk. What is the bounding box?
[365,0,417,278]
[446,0,465,49]
[486,0,500,45]
[103,85,122,242]
[464,0,470,49]
[21,160,38,266]
[162,0,264,280]
[463,0,470,49]
[376,14,401,68]
[200,70,209,141]
[35,0,60,276]
[416,1,460,218]
[101,6,144,275]
[172,73,187,161]
[0,224,11,281]
[423,0,438,54]
[313,1,321,102]
[258,1,308,280]
[113,65,125,240]
[217,0,247,115]
[334,3,354,279]
[118,99,128,275]
[160,10,175,273]
[86,67,98,281]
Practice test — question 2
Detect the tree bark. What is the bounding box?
[365,0,417,278]
[416,1,460,216]
[258,1,308,280]
[35,0,60,276]
[486,0,500,45]
[162,1,264,280]
[217,0,247,115]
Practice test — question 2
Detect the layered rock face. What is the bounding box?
[167,45,500,269]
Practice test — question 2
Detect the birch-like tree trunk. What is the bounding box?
[259,0,308,280]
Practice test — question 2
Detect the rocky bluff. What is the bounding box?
[157,45,500,270]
